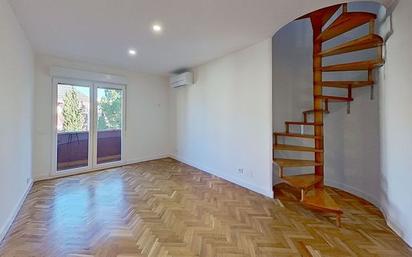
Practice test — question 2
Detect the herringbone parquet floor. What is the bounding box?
[0,158,411,257]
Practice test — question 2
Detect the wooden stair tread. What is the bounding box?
[322,80,374,88]
[321,59,384,72]
[274,144,323,152]
[274,158,322,168]
[317,95,353,102]
[303,188,343,214]
[297,4,341,26]
[317,12,377,42]
[282,174,323,189]
[303,109,328,114]
[319,34,383,57]
[274,132,321,139]
[286,121,323,126]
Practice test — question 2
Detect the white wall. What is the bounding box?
[0,0,34,240]
[272,19,315,180]
[379,0,412,246]
[169,39,273,197]
[33,54,170,180]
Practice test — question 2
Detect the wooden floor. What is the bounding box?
[0,159,410,257]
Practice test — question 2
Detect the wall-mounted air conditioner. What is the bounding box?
[169,72,193,88]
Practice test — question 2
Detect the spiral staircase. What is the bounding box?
[273,3,384,226]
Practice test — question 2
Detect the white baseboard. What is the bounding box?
[34,154,171,182]
[35,153,273,197]
[386,216,412,247]
[325,178,381,209]
[170,154,273,198]
[126,153,170,165]
[325,178,412,247]
[0,179,33,243]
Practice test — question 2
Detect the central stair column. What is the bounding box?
[311,17,324,188]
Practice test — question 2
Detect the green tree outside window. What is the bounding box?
[62,89,86,132]
[97,89,122,130]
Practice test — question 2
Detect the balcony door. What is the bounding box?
[94,84,124,165]
[53,78,125,175]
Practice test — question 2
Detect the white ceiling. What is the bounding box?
[9,0,389,75]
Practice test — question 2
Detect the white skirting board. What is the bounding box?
[0,180,33,243]
[125,154,170,166]
[33,154,170,182]
[326,178,412,247]
[169,154,273,198]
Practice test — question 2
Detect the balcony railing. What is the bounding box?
[57,129,121,171]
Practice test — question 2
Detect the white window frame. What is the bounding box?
[50,68,127,177]
[93,82,126,170]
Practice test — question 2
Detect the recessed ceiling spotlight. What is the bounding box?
[152,24,162,33]
[128,49,137,56]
